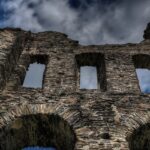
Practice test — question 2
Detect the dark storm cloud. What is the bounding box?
[1,0,150,45]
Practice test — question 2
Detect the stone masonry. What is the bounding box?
[0,23,149,150]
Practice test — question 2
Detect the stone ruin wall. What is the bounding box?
[0,24,149,150]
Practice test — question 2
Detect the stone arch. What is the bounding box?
[128,123,150,150]
[125,112,150,150]
[0,104,79,150]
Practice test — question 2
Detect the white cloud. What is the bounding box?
[1,0,150,44]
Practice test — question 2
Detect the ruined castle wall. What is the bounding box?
[0,28,149,150]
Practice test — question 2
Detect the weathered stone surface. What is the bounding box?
[0,24,149,150]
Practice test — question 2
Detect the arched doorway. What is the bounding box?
[0,114,76,150]
[23,147,55,150]
[23,146,56,150]
[128,123,150,150]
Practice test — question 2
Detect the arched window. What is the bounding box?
[133,54,150,93]
[0,114,76,150]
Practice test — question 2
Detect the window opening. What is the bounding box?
[75,53,106,91]
[136,69,150,93]
[22,55,48,88]
[23,63,45,88]
[133,54,150,93]
[80,66,98,89]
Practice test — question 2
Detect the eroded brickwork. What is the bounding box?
[0,24,150,150]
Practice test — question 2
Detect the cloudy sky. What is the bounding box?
[0,0,150,45]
